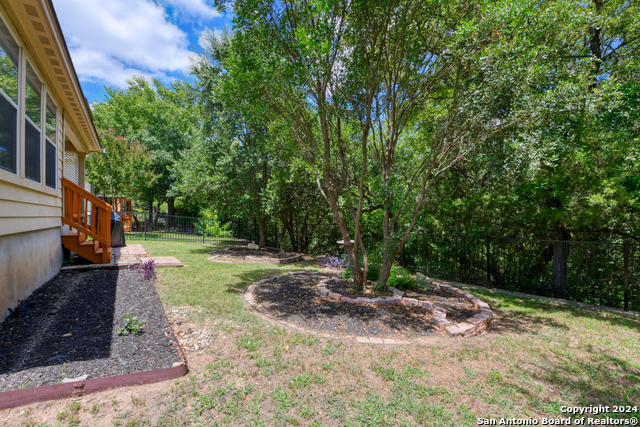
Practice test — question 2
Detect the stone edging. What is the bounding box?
[244,272,411,345]
[316,278,493,337]
[224,248,304,265]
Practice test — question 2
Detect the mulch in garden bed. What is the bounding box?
[209,247,298,260]
[253,273,480,338]
[0,269,182,392]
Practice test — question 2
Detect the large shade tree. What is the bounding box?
[219,0,556,289]
[92,77,201,218]
[86,128,154,204]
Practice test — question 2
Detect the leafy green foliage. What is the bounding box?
[117,314,145,336]
[86,128,154,202]
[194,209,232,238]
[92,77,200,213]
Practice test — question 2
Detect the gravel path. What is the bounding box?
[0,269,181,392]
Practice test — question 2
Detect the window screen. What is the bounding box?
[45,140,55,188]
[25,61,41,182]
[45,93,56,188]
[25,121,40,182]
[0,17,19,174]
[46,93,56,141]
[25,61,41,128]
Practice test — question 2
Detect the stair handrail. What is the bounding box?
[61,178,112,254]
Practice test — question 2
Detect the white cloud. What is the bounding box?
[164,0,220,20]
[53,0,195,87]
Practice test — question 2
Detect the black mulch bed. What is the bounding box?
[253,273,480,338]
[209,247,299,260]
[0,269,182,392]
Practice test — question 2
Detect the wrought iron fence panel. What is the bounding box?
[629,243,640,312]
[115,211,255,246]
[402,233,639,311]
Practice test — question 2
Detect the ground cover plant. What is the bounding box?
[3,239,638,426]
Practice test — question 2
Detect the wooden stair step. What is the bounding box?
[62,232,86,243]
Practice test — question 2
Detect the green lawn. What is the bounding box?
[19,239,640,427]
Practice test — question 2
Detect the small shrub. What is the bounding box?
[318,255,349,268]
[118,314,145,336]
[339,263,381,281]
[195,209,233,238]
[139,259,156,281]
[413,273,433,290]
[386,276,413,290]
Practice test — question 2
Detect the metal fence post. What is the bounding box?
[144,212,147,241]
[202,217,206,243]
[486,235,491,288]
[624,240,629,311]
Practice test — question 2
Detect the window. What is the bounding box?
[24,60,41,183]
[0,14,60,191]
[0,17,19,174]
[45,93,56,188]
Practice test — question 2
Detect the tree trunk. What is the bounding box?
[167,197,175,229]
[378,258,393,289]
[258,215,266,248]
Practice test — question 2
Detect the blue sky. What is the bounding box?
[52,0,231,103]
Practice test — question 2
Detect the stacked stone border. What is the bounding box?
[316,278,493,337]
[223,247,304,264]
[244,272,492,343]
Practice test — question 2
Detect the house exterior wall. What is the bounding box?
[0,228,62,318]
[0,1,100,318]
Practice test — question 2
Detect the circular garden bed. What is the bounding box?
[208,247,303,264]
[245,272,493,342]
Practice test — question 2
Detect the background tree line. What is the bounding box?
[87,0,639,290]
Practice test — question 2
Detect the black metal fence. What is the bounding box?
[114,211,281,246]
[402,234,640,311]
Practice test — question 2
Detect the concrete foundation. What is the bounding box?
[0,228,63,319]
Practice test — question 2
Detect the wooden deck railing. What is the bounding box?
[61,177,112,255]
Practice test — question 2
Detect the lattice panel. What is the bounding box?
[64,151,79,184]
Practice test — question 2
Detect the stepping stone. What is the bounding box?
[139,256,183,268]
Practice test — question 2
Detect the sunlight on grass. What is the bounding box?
[106,239,640,427]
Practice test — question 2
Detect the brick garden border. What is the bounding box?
[244,272,493,342]
[224,247,304,265]
[316,278,493,337]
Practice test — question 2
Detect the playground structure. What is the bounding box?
[114,198,133,232]
[113,198,148,232]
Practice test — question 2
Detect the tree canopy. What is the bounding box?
[88,0,639,291]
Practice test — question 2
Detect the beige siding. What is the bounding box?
[0,180,61,237]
